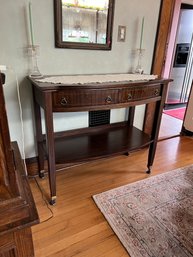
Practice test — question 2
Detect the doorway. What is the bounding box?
[159,2,193,140]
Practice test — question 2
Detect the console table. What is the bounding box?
[29,74,171,205]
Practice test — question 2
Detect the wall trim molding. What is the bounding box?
[26,157,87,177]
[181,126,193,136]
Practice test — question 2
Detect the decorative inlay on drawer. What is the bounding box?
[52,88,120,109]
[121,85,161,102]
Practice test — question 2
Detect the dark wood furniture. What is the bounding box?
[0,73,39,257]
[29,76,171,205]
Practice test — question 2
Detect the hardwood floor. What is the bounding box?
[29,135,193,257]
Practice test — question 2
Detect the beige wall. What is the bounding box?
[0,0,161,158]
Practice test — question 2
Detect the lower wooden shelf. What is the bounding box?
[43,122,152,164]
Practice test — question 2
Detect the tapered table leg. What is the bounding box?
[44,92,56,205]
[33,89,45,178]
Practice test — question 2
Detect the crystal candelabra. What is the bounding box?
[27,45,42,78]
[134,48,145,74]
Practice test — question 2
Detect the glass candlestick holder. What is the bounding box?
[134,48,145,74]
[27,45,42,78]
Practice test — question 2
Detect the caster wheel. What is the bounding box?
[39,172,45,179]
[146,169,151,174]
[49,196,56,205]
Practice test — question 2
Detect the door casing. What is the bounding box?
[143,0,176,134]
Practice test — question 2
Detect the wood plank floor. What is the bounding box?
[29,135,193,257]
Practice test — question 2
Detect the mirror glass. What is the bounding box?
[54,0,115,50]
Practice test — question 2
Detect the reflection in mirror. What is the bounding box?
[54,0,115,50]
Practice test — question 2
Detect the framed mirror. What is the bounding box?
[54,0,115,50]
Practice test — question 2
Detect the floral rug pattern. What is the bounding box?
[93,165,193,257]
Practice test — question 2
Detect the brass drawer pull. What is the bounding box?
[127,93,132,100]
[106,96,112,104]
[60,97,68,105]
[154,89,159,96]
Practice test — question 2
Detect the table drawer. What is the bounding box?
[121,84,161,103]
[52,88,120,109]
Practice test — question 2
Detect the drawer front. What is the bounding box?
[121,84,161,103]
[52,88,120,109]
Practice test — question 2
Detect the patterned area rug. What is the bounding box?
[93,165,193,257]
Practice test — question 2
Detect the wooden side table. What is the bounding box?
[29,76,171,204]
